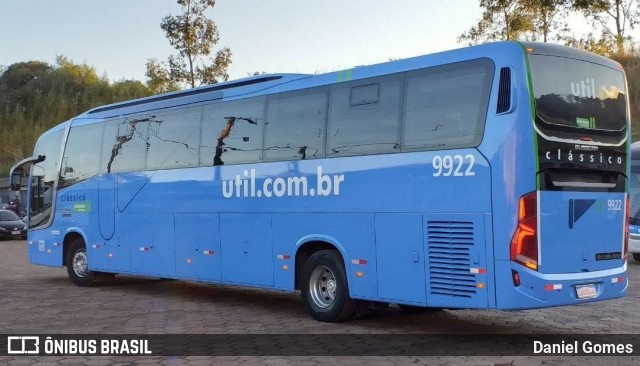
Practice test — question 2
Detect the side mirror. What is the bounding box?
[9,155,45,191]
[10,167,23,191]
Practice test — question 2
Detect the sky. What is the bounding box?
[0,0,619,84]
[0,0,486,83]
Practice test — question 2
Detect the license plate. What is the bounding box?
[11,231,20,235]
[576,284,597,299]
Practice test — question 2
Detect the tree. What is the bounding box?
[0,57,153,174]
[459,0,534,44]
[524,0,571,42]
[460,0,571,44]
[564,31,618,55]
[573,0,640,55]
[145,59,180,94]
[112,80,155,100]
[146,0,232,91]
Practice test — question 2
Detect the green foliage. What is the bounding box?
[0,57,153,175]
[463,1,639,55]
[146,0,232,91]
[459,0,571,44]
[145,59,180,94]
[564,31,618,55]
[459,0,529,44]
[526,0,572,42]
[572,0,639,55]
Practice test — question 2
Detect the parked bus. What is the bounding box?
[629,142,640,261]
[11,41,629,322]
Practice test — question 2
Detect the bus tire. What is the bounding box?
[66,237,95,287]
[633,253,640,262]
[398,304,442,313]
[301,250,355,322]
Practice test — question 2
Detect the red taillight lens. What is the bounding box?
[624,193,629,263]
[510,192,539,271]
[511,270,521,286]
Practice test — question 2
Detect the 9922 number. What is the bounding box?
[607,199,622,211]
[432,154,476,177]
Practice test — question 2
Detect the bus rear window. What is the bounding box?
[529,55,626,133]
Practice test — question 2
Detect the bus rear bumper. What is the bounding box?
[494,261,627,310]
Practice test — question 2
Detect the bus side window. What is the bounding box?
[101,117,149,173]
[264,88,328,162]
[60,123,103,188]
[402,59,494,151]
[200,97,265,166]
[327,75,402,157]
[146,107,201,170]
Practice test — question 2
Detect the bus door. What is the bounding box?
[99,117,152,239]
[98,173,115,239]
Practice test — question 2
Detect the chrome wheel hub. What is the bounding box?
[309,265,337,308]
[72,251,89,278]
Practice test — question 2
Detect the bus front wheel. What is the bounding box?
[301,250,355,322]
[66,238,95,287]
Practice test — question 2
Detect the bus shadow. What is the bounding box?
[354,307,562,334]
[48,274,306,313]
[35,275,564,333]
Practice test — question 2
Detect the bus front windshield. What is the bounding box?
[529,54,627,137]
[29,130,63,229]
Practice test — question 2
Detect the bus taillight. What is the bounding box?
[624,194,629,263]
[510,192,538,271]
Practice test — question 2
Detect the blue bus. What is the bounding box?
[11,41,629,322]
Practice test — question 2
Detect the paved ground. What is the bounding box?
[0,239,639,365]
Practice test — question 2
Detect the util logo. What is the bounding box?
[571,78,596,99]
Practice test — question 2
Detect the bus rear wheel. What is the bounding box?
[633,253,640,262]
[301,250,355,322]
[66,238,95,287]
